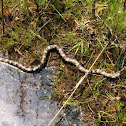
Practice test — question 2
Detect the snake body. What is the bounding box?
[0,45,125,78]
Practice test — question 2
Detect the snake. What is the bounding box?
[0,45,125,78]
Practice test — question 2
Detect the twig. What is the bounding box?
[47,42,109,126]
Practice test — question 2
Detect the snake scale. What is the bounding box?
[0,45,125,78]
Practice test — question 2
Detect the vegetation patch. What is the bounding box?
[0,0,126,125]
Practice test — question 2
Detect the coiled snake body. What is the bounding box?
[0,45,125,78]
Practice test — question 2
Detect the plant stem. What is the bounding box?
[47,42,109,126]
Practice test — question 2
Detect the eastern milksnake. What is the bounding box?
[0,45,125,78]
